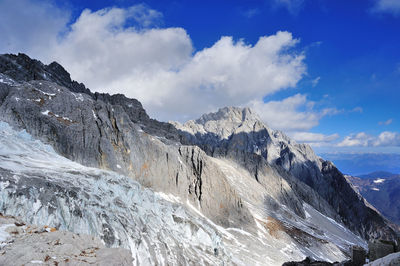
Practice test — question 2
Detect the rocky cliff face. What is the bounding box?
[0,53,397,265]
[173,106,398,240]
[0,55,250,230]
[346,173,400,226]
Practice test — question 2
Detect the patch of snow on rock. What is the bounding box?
[373,178,385,184]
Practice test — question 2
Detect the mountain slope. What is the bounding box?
[0,53,398,264]
[0,121,233,265]
[173,106,398,240]
[0,110,363,265]
[346,173,400,225]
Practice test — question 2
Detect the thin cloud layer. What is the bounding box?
[0,0,69,56]
[290,132,339,146]
[378,119,393,125]
[372,0,400,16]
[272,0,305,14]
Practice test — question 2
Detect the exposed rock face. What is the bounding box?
[0,53,90,95]
[0,73,250,231]
[0,117,365,265]
[0,121,234,265]
[282,257,345,266]
[0,53,183,142]
[173,106,398,240]
[0,53,397,264]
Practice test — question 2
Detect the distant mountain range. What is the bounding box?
[346,172,400,225]
[320,153,400,176]
[359,171,398,179]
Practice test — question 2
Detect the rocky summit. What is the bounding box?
[0,53,398,265]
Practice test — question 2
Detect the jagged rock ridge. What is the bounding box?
[0,53,398,265]
[174,106,398,240]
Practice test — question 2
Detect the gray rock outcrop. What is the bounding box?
[173,106,398,240]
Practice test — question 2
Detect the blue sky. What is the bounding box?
[0,0,400,162]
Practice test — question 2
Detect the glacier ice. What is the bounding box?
[0,121,367,265]
[0,121,230,265]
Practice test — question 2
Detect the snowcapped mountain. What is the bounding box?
[0,53,398,265]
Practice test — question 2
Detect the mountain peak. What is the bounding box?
[171,106,267,141]
[0,53,90,95]
[196,106,261,125]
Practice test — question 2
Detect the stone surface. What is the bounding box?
[0,214,132,266]
[351,246,366,266]
[368,240,395,261]
[173,106,398,241]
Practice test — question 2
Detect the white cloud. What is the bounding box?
[338,131,400,147]
[0,0,69,55]
[337,132,372,147]
[378,118,393,125]
[1,2,340,134]
[35,6,306,122]
[371,0,400,16]
[125,4,163,27]
[375,131,400,146]
[250,94,338,132]
[289,132,339,146]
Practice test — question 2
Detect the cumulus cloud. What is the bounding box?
[250,94,338,131]
[371,0,400,16]
[36,6,306,123]
[1,2,339,134]
[338,131,400,147]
